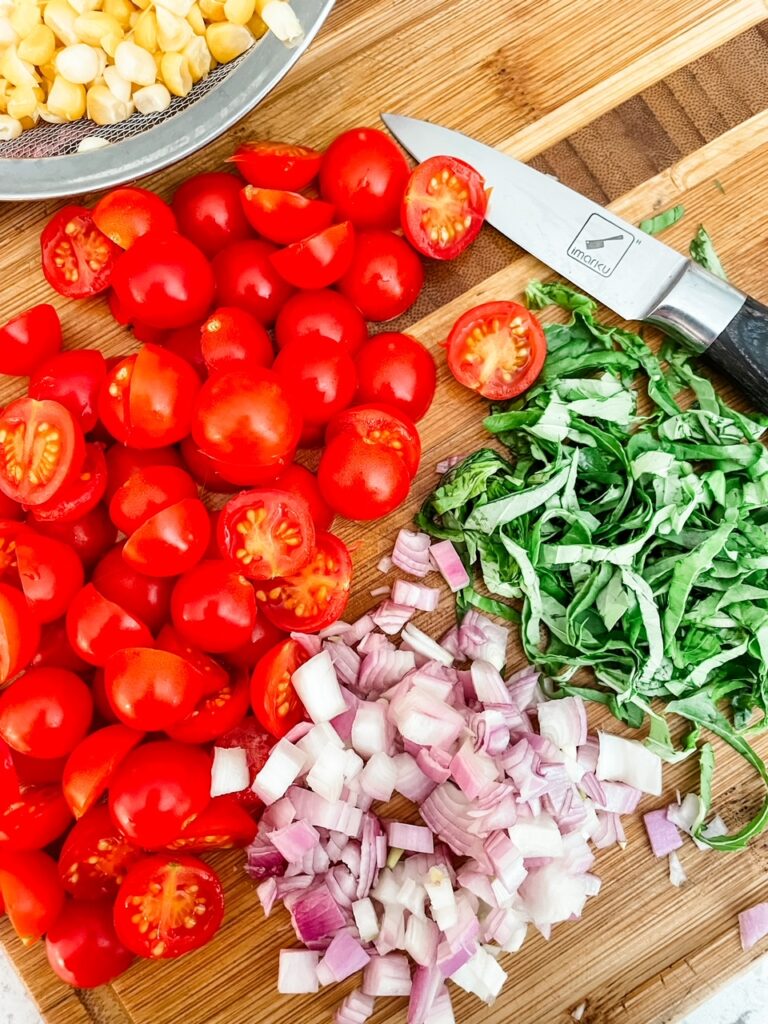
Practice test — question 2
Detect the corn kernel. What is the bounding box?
[134,81,171,114]
[39,62,58,83]
[103,0,133,28]
[38,105,67,123]
[187,4,206,35]
[254,0,302,45]
[114,39,157,86]
[155,0,197,14]
[74,12,121,47]
[47,74,86,120]
[224,0,255,25]
[103,64,131,102]
[157,8,194,52]
[86,82,132,123]
[77,136,110,151]
[101,30,123,58]
[159,51,192,96]
[18,25,56,66]
[7,86,38,120]
[132,11,157,52]
[10,2,42,39]
[183,35,211,82]
[68,0,102,15]
[199,0,226,23]
[0,47,39,90]
[56,43,102,84]
[0,113,22,139]
[44,0,80,47]
[0,17,17,47]
[205,21,253,62]
[247,12,268,39]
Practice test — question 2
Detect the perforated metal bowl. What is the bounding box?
[0,0,334,201]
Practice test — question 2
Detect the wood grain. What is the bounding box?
[3,2,768,1023]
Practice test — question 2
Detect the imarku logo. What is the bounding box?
[567,213,634,277]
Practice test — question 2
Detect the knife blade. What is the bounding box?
[382,113,768,413]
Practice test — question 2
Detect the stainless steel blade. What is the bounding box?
[382,113,687,321]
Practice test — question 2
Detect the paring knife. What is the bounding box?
[381,113,768,413]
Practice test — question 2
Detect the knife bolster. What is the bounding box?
[646,261,745,353]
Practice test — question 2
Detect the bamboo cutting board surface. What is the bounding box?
[4,1,768,1022]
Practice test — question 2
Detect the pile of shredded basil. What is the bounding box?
[418,280,768,849]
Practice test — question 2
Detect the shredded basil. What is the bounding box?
[638,204,685,236]
[689,225,728,280]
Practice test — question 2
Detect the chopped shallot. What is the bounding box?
[392,530,432,578]
[739,902,768,950]
[429,540,470,593]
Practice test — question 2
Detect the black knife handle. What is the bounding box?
[707,296,768,414]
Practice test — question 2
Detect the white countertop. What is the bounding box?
[1,945,765,1024]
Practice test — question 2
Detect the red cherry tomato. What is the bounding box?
[273,463,334,531]
[170,560,257,653]
[0,491,21,521]
[156,623,230,694]
[0,304,61,376]
[41,206,120,299]
[33,503,116,569]
[123,497,211,578]
[339,229,424,322]
[166,794,256,851]
[216,717,273,810]
[46,899,135,987]
[66,583,153,668]
[11,750,67,786]
[93,187,177,249]
[320,128,410,230]
[108,741,211,848]
[108,464,197,535]
[111,233,215,329]
[256,531,352,634]
[29,349,107,434]
[0,583,39,685]
[192,369,302,475]
[355,331,436,422]
[59,804,143,900]
[318,431,410,521]
[275,287,368,355]
[179,438,240,493]
[229,141,322,190]
[240,186,334,245]
[90,669,118,724]
[201,306,274,373]
[105,444,183,500]
[172,171,252,257]
[223,611,285,672]
[217,488,315,581]
[0,850,65,944]
[62,724,144,819]
[0,784,72,850]
[104,647,203,731]
[92,544,173,634]
[130,320,168,346]
[401,155,489,260]
[250,637,309,738]
[30,619,90,674]
[14,527,84,623]
[271,221,356,290]
[0,397,84,507]
[327,402,421,477]
[0,668,93,760]
[212,239,294,326]
[446,300,548,400]
[273,337,357,442]
[162,321,207,378]
[165,669,251,745]
[25,442,107,524]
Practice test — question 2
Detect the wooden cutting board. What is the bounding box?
[4,1,768,1022]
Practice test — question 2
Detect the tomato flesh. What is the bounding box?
[27,442,108,524]
[229,141,322,191]
[66,583,153,667]
[165,668,250,745]
[0,397,84,507]
[41,206,120,299]
[0,783,73,851]
[271,222,356,290]
[122,497,211,578]
[401,155,489,260]
[62,724,144,819]
[250,638,309,739]
[0,583,39,684]
[218,488,315,581]
[240,187,334,245]
[166,795,256,851]
[326,403,421,478]
[59,803,143,901]
[93,187,177,249]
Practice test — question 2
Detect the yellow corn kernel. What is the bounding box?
[187,4,206,35]
[224,0,255,25]
[155,0,197,14]
[103,0,133,28]
[159,51,192,96]
[46,74,87,120]
[10,2,41,39]
[39,61,58,83]
[67,0,102,15]
[103,64,131,102]
[86,82,132,123]
[6,86,38,121]
[183,35,211,82]
[205,21,253,62]
[44,0,79,47]
[131,0,152,10]
[199,0,226,23]
[0,17,18,47]
[132,10,158,52]
[19,112,40,129]
[17,24,56,66]
[77,136,110,151]
[0,114,22,139]
[133,81,171,114]
[247,12,268,39]
[73,12,121,46]
[0,47,39,90]
[56,43,102,84]
[156,8,193,52]
[254,0,302,45]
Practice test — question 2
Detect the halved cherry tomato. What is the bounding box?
[256,531,352,634]
[27,442,107,524]
[240,187,334,245]
[123,497,211,578]
[66,583,153,667]
[33,503,116,569]
[92,544,173,634]
[162,321,206,378]
[320,128,409,230]
[0,736,19,807]
[275,287,368,355]
[109,741,211,848]
[29,349,107,434]
[41,206,120,299]
[222,612,285,672]
[156,624,230,694]
[179,438,240,493]
[30,620,90,674]
[62,724,144,819]
[111,233,215,330]
[212,239,294,326]
[201,306,274,374]
[105,444,183,500]
[104,648,203,731]
[165,669,250,745]
[98,344,201,449]
[46,899,135,987]
[0,491,21,521]
[109,464,197,536]
[0,304,61,377]
[229,141,322,191]
[170,561,257,654]
[0,850,65,944]
[217,489,315,581]
[172,171,252,257]
[114,853,223,959]
[216,718,273,811]
[0,668,93,760]
[271,221,356,290]
[93,187,177,249]
[0,397,84,507]
[11,750,67,786]
[318,431,410,521]
[250,637,308,739]
[167,795,256,851]
[0,583,39,685]
[355,331,437,422]
[339,229,424,322]
[273,338,357,442]
[0,784,72,851]
[446,300,548,400]
[14,528,84,623]
[326,403,421,477]
[90,669,118,724]
[401,155,489,260]
[59,804,142,900]
[273,463,334,531]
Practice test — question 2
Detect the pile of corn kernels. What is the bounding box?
[0,0,302,139]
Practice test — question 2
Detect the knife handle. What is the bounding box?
[707,296,768,414]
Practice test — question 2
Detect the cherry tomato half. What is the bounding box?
[446,300,547,400]
[319,128,409,230]
[250,637,308,739]
[326,402,421,477]
[14,527,84,623]
[271,221,356,290]
[33,503,117,570]
[201,306,274,374]
[0,668,93,760]
[0,304,61,377]
[166,794,256,851]
[275,288,368,355]
[240,186,334,245]
[92,544,173,634]
[172,171,253,257]
[401,155,489,260]
[59,804,143,901]
[319,430,411,521]
[104,647,203,731]
[122,497,211,578]
[256,531,352,634]
[41,206,120,299]
[222,612,285,673]
[163,321,206,378]
[273,463,334,531]
[165,669,251,745]
[0,583,39,685]
[212,239,294,326]
[0,850,65,944]
[0,397,84,507]
[218,489,315,581]
[355,331,437,422]
[156,624,230,697]
[105,444,184,500]
[30,620,89,675]
[109,464,197,536]
[66,583,153,668]
[179,438,240,493]
[273,338,357,442]
[25,442,107,524]
[170,561,257,653]
[0,784,72,851]
[29,349,107,434]
[339,229,424,322]
[62,724,144,819]
[229,140,322,191]
[93,186,177,249]
[46,899,135,987]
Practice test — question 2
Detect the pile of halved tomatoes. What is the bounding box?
[0,129,492,990]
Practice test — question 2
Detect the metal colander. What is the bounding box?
[0,0,335,201]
